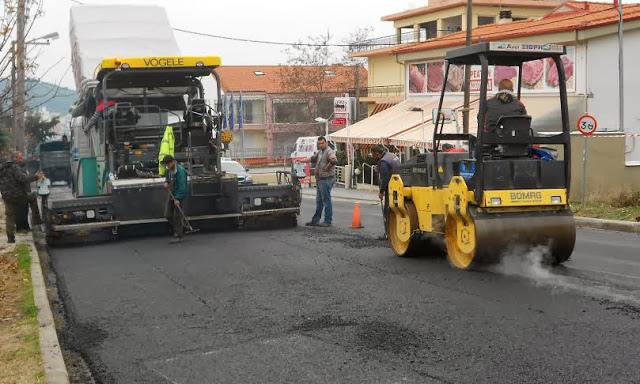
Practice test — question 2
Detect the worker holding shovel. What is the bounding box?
[162,155,189,244]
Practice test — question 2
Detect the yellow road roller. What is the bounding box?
[386,42,576,269]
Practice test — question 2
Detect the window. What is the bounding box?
[441,15,462,35]
[407,46,576,95]
[241,95,266,125]
[478,16,495,26]
[315,98,334,119]
[273,99,308,124]
[324,70,335,76]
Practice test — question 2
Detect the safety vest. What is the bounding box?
[158,125,175,176]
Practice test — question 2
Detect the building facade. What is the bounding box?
[215,65,367,163]
[338,1,640,199]
[358,0,563,113]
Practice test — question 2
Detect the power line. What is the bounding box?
[172,28,391,47]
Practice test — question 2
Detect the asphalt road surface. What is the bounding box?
[49,197,640,384]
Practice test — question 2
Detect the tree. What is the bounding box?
[277,32,345,95]
[0,128,10,152]
[276,30,371,123]
[342,27,375,123]
[0,1,67,126]
[25,111,57,152]
[342,26,375,65]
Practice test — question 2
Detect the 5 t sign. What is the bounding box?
[577,114,597,136]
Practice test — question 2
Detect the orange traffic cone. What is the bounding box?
[351,203,364,229]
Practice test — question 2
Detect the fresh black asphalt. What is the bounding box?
[49,198,640,383]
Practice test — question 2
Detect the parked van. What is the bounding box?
[290,136,335,183]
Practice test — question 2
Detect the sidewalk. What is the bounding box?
[301,185,380,203]
[301,186,640,234]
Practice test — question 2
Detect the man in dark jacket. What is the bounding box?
[371,145,401,239]
[0,152,44,243]
[162,155,189,244]
[482,79,527,132]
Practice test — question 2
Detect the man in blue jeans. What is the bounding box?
[297,136,337,227]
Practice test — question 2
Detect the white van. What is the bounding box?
[290,136,335,182]
[290,136,320,159]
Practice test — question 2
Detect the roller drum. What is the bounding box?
[473,210,576,265]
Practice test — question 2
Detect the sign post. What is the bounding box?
[577,114,598,207]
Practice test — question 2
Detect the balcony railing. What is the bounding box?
[348,85,404,98]
[354,31,437,52]
[353,29,462,52]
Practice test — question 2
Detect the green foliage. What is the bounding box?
[15,244,38,320]
[16,244,30,270]
[0,128,10,152]
[25,112,58,151]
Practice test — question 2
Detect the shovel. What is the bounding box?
[167,189,199,234]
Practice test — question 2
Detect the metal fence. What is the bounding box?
[227,146,295,159]
[359,163,378,186]
[355,31,423,51]
[348,85,404,98]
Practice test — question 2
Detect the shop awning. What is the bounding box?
[370,103,396,115]
[390,99,480,149]
[330,97,479,147]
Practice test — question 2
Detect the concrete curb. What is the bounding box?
[574,216,640,234]
[25,233,70,384]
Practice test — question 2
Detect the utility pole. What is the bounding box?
[462,0,473,135]
[10,41,16,145]
[617,0,624,132]
[354,63,360,124]
[14,0,26,151]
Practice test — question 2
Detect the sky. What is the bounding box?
[29,0,412,90]
[26,0,639,91]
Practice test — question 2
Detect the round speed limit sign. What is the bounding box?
[577,114,597,136]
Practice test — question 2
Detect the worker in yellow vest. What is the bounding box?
[158,126,175,176]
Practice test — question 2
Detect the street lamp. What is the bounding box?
[12,31,59,151]
[25,32,59,45]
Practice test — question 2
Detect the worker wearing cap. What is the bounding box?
[371,144,400,240]
[162,155,189,244]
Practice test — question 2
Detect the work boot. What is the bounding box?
[305,221,319,227]
[169,236,183,244]
[318,222,331,227]
[7,236,15,244]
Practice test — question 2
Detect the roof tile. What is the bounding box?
[382,0,560,22]
[216,65,367,94]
